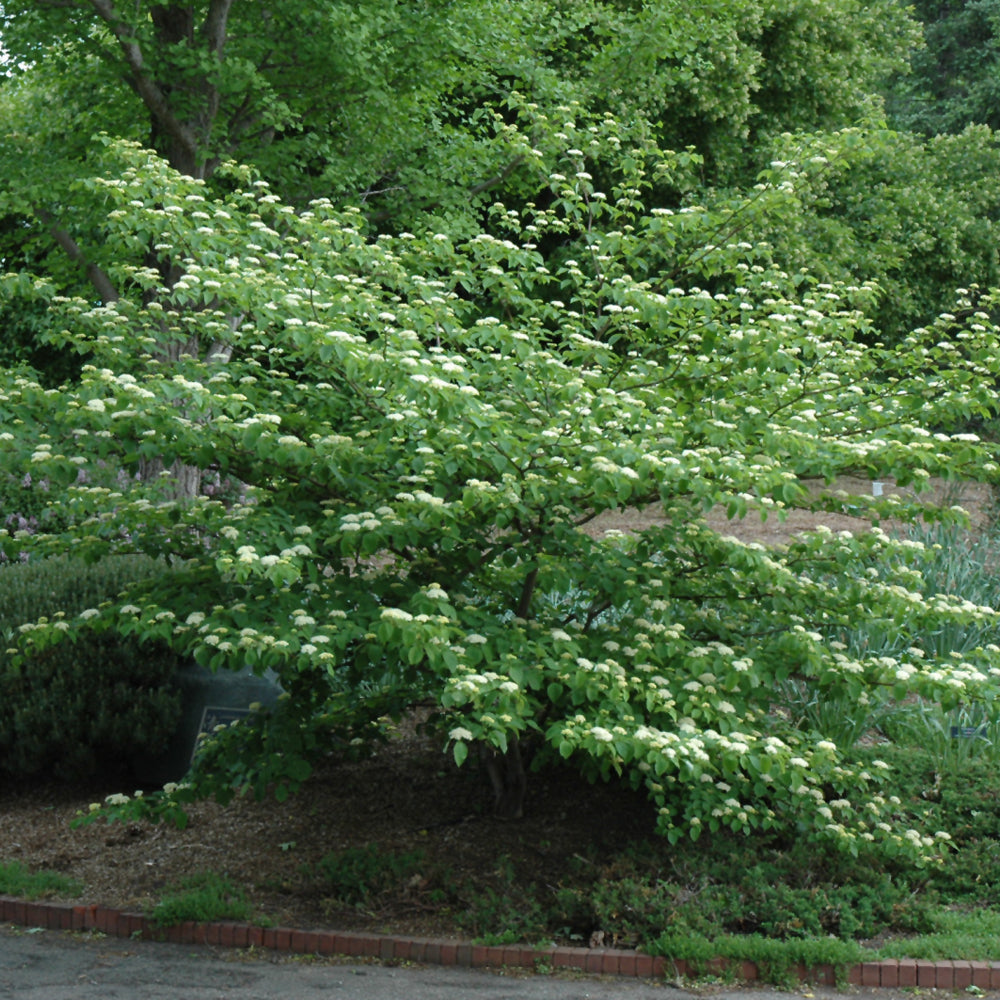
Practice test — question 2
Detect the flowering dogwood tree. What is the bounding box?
[3,111,1000,859]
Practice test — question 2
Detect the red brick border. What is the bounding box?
[2,894,998,986]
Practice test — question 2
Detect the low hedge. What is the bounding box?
[0,555,184,781]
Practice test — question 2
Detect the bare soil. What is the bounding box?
[594,476,994,545]
[0,727,658,940]
[0,477,993,941]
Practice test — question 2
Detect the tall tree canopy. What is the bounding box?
[0,0,919,284]
[885,0,1000,135]
[0,0,926,372]
[745,124,1000,343]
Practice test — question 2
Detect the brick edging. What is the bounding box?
[2,896,998,988]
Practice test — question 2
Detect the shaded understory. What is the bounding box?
[3,726,1000,970]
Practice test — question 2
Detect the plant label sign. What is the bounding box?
[191,706,252,763]
[950,725,988,740]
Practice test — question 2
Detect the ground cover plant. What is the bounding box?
[0,860,82,901]
[149,871,256,928]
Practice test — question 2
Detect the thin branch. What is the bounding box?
[35,207,120,304]
[366,155,529,224]
[468,155,526,197]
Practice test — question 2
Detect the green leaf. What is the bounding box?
[286,757,312,783]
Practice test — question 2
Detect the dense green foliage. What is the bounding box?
[0,1,989,346]
[886,0,1000,135]
[2,119,1000,861]
[0,555,183,780]
[0,0,918,206]
[753,125,1000,344]
[2,0,1000,878]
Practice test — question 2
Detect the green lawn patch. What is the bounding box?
[0,860,82,900]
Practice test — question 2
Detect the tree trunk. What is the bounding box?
[481,739,527,820]
[41,3,240,500]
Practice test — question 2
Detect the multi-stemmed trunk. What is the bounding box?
[481,740,528,821]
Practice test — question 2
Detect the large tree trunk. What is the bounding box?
[137,456,203,501]
[37,4,238,501]
[91,0,235,181]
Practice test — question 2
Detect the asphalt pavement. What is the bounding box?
[1,924,993,1000]
[0,925,675,999]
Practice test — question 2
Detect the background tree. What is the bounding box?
[569,0,917,182]
[0,0,927,437]
[885,0,1000,135]
[0,0,921,300]
[745,125,1000,344]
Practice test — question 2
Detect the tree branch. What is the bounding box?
[515,565,539,620]
[201,0,235,56]
[35,207,120,304]
[468,155,526,196]
[366,155,529,224]
[87,0,200,169]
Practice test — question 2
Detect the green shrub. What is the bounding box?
[583,870,930,944]
[0,555,184,781]
[838,519,1000,668]
[0,553,163,625]
[862,744,1000,903]
[553,835,934,948]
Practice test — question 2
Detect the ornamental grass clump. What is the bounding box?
[781,518,1000,754]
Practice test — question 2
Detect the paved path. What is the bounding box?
[0,925,679,1000]
[4,925,998,1000]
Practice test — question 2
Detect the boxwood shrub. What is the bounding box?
[0,555,184,781]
